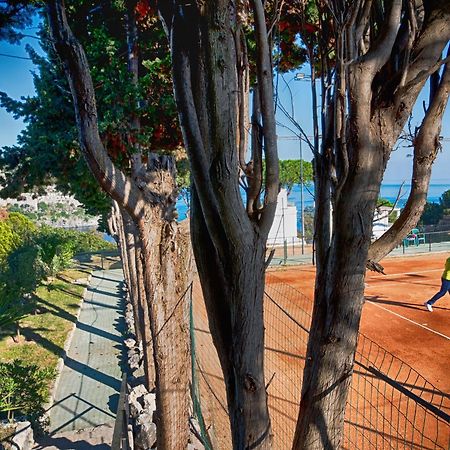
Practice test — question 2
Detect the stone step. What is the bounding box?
[33,423,114,449]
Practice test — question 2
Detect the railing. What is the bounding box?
[399,230,450,255]
[111,373,131,450]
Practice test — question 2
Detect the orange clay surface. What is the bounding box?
[192,252,449,449]
[267,252,450,394]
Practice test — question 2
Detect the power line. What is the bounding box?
[0,52,32,60]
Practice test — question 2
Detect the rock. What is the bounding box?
[128,383,148,418]
[142,392,156,414]
[124,337,136,349]
[134,413,157,450]
[128,352,141,371]
[11,421,34,450]
[128,395,143,418]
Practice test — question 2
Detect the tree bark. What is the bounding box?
[134,232,156,391]
[47,3,193,448]
[160,2,278,447]
[138,193,192,450]
[293,152,384,449]
[191,187,272,449]
[292,3,450,449]
[120,207,143,344]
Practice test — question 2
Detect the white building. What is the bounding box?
[267,189,299,246]
[372,205,400,239]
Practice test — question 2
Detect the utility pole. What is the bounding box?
[299,138,305,255]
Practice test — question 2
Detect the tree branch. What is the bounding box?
[46,0,143,220]
[360,0,403,73]
[368,59,450,267]
[251,0,279,237]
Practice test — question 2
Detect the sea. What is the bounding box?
[99,183,450,241]
[175,183,450,230]
[288,183,450,210]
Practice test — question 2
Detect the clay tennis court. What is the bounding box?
[269,252,450,393]
[192,252,449,449]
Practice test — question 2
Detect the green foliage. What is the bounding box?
[279,159,313,194]
[388,211,398,223]
[67,229,115,253]
[0,298,26,330]
[420,202,444,226]
[377,198,394,208]
[0,212,35,265]
[0,214,113,327]
[34,227,75,278]
[440,189,450,211]
[3,244,44,298]
[0,221,16,265]
[419,190,450,225]
[0,2,37,44]
[301,206,315,242]
[0,360,54,430]
[1,3,181,222]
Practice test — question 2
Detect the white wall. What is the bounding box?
[268,189,299,245]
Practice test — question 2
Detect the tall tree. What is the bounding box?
[45,1,193,448]
[290,1,450,449]
[158,2,279,448]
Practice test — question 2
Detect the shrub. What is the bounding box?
[70,230,115,253]
[0,213,36,265]
[35,227,76,278]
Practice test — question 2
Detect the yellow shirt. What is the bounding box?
[443,257,450,281]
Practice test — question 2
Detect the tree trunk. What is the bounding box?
[134,233,156,391]
[138,210,192,450]
[47,3,194,448]
[191,188,272,450]
[293,164,382,449]
[121,207,144,344]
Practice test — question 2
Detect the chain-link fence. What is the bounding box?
[190,274,450,449]
[398,230,450,256]
[268,230,450,266]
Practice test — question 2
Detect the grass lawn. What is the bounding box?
[0,268,90,369]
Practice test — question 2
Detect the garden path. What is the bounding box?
[34,268,125,449]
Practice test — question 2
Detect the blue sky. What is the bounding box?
[1,31,449,185]
[274,72,450,184]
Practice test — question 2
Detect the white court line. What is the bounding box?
[367,301,450,341]
[365,281,437,289]
[368,268,442,280]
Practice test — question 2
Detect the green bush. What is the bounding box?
[70,230,115,253]
[0,360,55,431]
[0,213,36,266]
[0,297,26,330]
[3,245,45,298]
[35,227,76,278]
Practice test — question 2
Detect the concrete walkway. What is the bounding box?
[35,269,125,449]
